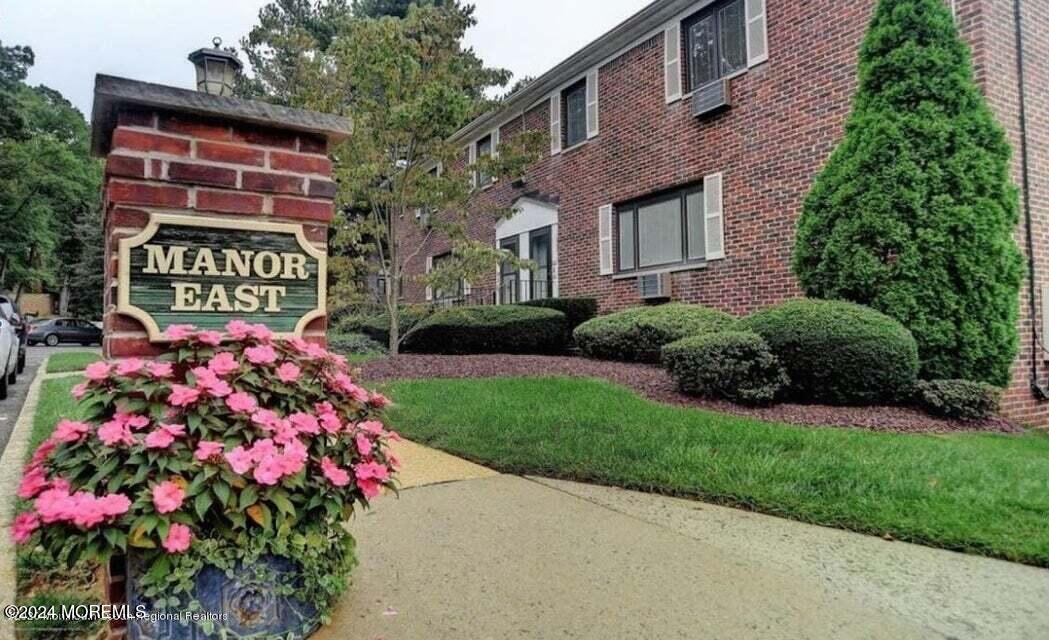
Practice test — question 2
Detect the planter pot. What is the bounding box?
[122,552,320,639]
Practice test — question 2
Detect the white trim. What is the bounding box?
[424,255,433,301]
[703,172,725,260]
[745,0,769,67]
[467,143,477,189]
[586,68,600,139]
[549,94,562,155]
[491,127,500,158]
[598,204,614,275]
[663,23,682,104]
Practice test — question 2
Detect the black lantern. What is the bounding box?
[188,37,242,97]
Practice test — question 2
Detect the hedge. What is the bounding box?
[913,379,1002,420]
[336,305,432,345]
[327,333,387,356]
[662,331,789,405]
[740,299,919,405]
[403,305,567,354]
[518,297,598,343]
[573,303,737,363]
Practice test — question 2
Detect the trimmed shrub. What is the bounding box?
[914,379,1002,420]
[327,332,387,356]
[518,297,598,345]
[791,0,1022,386]
[404,305,567,354]
[574,303,736,363]
[337,305,431,345]
[740,299,919,405]
[662,331,789,405]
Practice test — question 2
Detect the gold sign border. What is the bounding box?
[117,213,328,342]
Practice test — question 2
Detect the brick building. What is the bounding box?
[396,0,1049,425]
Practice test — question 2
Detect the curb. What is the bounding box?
[0,355,55,638]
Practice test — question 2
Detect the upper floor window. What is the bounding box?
[684,0,747,92]
[475,134,493,185]
[562,79,587,148]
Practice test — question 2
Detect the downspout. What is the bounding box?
[1011,0,1048,398]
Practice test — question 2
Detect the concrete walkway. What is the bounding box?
[318,442,1049,640]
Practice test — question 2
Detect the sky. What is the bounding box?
[0,0,646,119]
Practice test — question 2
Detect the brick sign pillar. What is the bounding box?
[90,74,351,359]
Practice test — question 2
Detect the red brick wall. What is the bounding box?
[101,109,335,357]
[396,0,1049,425]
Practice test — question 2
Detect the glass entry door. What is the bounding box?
[529,227,552,300]
[499,237,519,303]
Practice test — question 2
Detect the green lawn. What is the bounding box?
[383,376,1049,567]
[26,375,83,461]
[45,351,101,374]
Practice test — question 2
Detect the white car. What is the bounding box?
[0,311,18,400]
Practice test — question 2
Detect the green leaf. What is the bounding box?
[270,490,295,517]
[239,485,259,511]
[195,492,213,519]
[213,481,230,507]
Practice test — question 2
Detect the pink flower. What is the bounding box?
[168,384,200,407]
[71,382,89,399]
[18,466,49,499]
[251,409,281,431]
[320,457,350,487]
[358,420,385,436]
[115,358,144,376]
[249,324,274,342]
[253,455,284,486]
[152,481,185,514]
[276,362,301,383]
[34,488,73,523]
[272,420,299,445]
[30,439,56,466]
[11,511,39,544]
[357,478,382,499]
[369,392,391,408]
[319,412,341,434]
[225,446,254,474]
[206,379,232,397]
[194,440,224,461]
[53,420,91,443]
[355,461,390,482]
[286,337,311,353]
[245,345,278,365]
[226,320,253,340]
[196,330,223,346]
[207,352,240,376]
[71,492,108,528]
[114,412,150,430]
[304,343,328,359]
[226,392,258,414]
[144,429,175,449]
[84,361,111,382]
[162,523,192,553]
[50,477,71,493]
[289,412,320,435]
[147,361,174,378]
[98,420,136,447]
[279,440,308,476]
[387,451,402,470]
[97,493,131,518]
[248,438,278,463]
[164,324,197,341]
[356,433,373,457]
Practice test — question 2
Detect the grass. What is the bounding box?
[383,376,1049,567]
[45,351,101,374]
[26,376,83,461]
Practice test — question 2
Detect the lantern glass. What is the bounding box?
[189,40,241,97]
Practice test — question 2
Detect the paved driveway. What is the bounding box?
[0,345,98,458]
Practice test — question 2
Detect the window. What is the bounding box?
[431,252,464,301]
[475,134,492,186]
[562,79,587,148]
[529,227,553,300]
[499,237,519,303]
[684,0,747,92]
[616,185,705,273]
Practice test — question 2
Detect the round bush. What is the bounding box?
[337,305,431,344]
[662,331,789,405]
[327,332,387,356]
[518,297,598,344]
[403,305,566,354]
[914,379,1002,420]
[740,299,919,405]
[573,303,736,363]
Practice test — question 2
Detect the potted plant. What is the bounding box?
[12,321,399,638]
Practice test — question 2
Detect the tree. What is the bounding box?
[792,0,1022,386]
[351,0,446,19]
[0,41,33,140]
[293,3,542,352]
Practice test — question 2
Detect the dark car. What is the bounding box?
[0,293,28,373]
[28,318,103,347]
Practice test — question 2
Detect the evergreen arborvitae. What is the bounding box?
[792,0,1023,386]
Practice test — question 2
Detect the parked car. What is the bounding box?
[28,317,103,347]
[0,310,18,400]
[0,292,27,373]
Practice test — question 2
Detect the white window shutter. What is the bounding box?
[598,204,613,275]
[463,279,471,296]
[491,128,500,158]
[424,255,434,301]
[550,94,562,155]
[664,23,682,103]
[704,173,725,260]
[586,69,600,138]
[745,0,768,67]
[467,143,477,188]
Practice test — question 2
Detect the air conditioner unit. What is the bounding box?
[692,78,731,118]
[637,272,671,300]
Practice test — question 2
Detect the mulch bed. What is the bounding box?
[360,354,1023,434]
